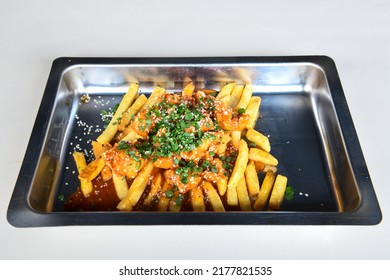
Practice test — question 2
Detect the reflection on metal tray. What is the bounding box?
[7,56,382,226]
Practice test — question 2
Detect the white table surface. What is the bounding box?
[1,0,389,260]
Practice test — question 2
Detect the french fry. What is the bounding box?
[72,152,93,197]
[157,181,171,211]
[216,82,235,100]
[118,94,148,131]
[141,86,165,110]
[253,160,266,173]
[121,130,142,143]
[235,84,253,110]
[143,171,163,206]
[245,96,261,129]
[216,176,227,196]
[91,140,112,180]
[220,95,230,106]
[202,89,217,95]
[191,187,206,211]
[263,165,278,173]
[246,128,271,153]
[268,174,288,210]
[97,83,139,144]
[169,199,181,212]
[100,165,112,181]
[216,133,231,155]
[202,181,225,212]
[91,141,111,158]
[182,82,195,97]
[253,170,276,210]
[228,84,244,109]
[231,130,241,149]
[245,161,260,198]
[112,173,129,200]
[117,161,154,211]
[78,157,105,182]
[248,148,278,166]
[227,139,249,206]
[236,175,252,211]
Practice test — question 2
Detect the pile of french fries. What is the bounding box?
[70,82,288,212]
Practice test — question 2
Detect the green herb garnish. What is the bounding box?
[165,190,174,199]
[285,186,295,201]
[238,108,246,114]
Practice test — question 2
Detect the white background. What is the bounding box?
[0,0,389,259]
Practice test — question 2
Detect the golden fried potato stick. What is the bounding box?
[268,174,288,210]
[143,171,163,206]
[220,95,230,106]
[97,83,139,144]
[231,130,241,149]
[169,199,181,212]
[118,94,148,132]
[253,170,276,210]
[141,86,165,110]
[91,140,111,158]
[216,82,235,100]
[157,181,171,211]
[245,161,260,199]
[227,139,249,206]
[216,133,231,156]
[228,84,244,109]
[121,130,142,143]
[216,176,228,196]
[248,148,278,166]
[236,175,252,211]
[117,161,155,211]
[202,181,225,212]
[91,140,112,180]
[182,82,195,97]
[253,160,265,173]
[245,96,261,129]
[235,84,253,110]
[263,165,278,173]
[72,152,93,197]
[246,128,271,153]
[78,157,105,182]
[190,186,206,212]
[112,173,129,200]
[100,165,113,181]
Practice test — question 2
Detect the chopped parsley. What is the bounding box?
[117,141,131,150]
[285,186,295,201]
[165,190,174,199]
[237,108,246,114]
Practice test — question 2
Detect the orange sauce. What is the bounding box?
[64,175,120,211]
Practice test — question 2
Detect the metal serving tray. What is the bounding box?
[7,56,382,226]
